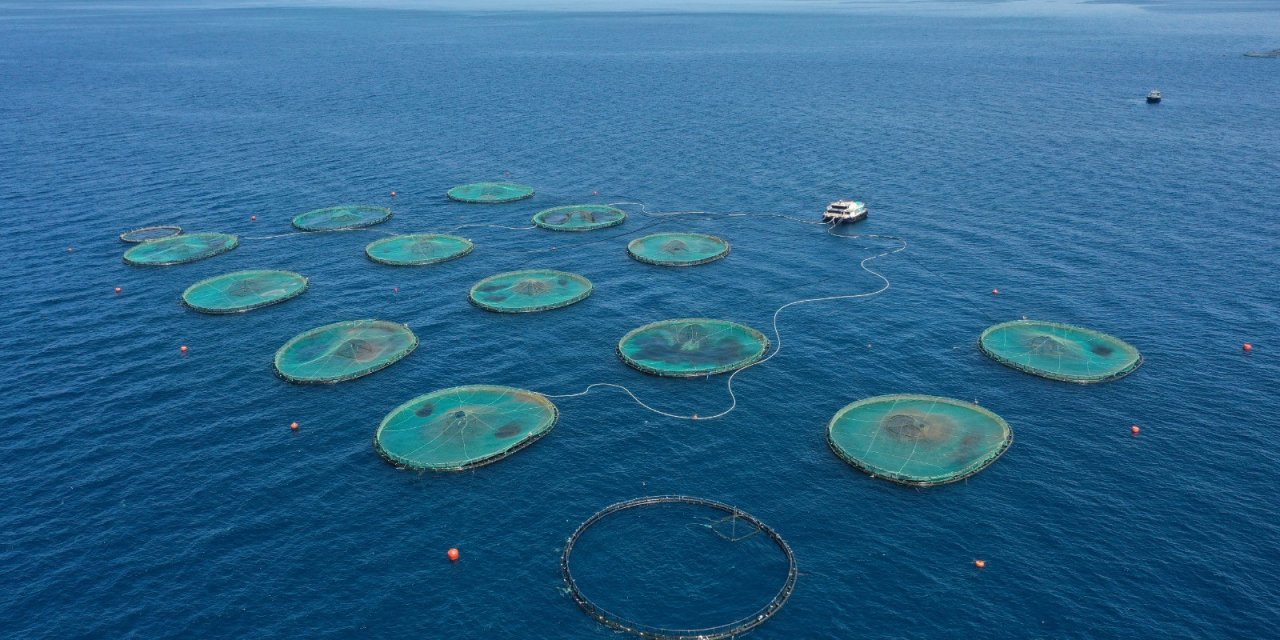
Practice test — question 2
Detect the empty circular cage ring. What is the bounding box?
[447,182,535,204]
[978,319,1142,384]
[365,233,474,266]
[182,269,308,314]
[827,394,1013,487]
[469,269,593,313]
[119,225,183,243]
[626,232,729,267]
[273,319,418,384]
[292,205,392,231]
[122,232,239,266]
[374,385,559,471]
[561,495,798,640]
[617,318,769,377]
[533,204,627,231]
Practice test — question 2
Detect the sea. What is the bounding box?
[1,2,1278,638]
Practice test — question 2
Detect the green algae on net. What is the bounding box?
[273,319,418,384]
[827,394,1013,487]
[182,269,308,314]
[469,269,592,313]
[374,385,559,471]
[532,204,627,231]
[617,318,769,377]
[979,319,1142,383]
[365,233,473,266]
[122,232,239,266]
[291,205,392,231]
[446,182,535,203]
[626,232,729,266]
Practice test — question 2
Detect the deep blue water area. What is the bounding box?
[2,4,1278,638]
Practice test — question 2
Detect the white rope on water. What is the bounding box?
[543,204,907,422]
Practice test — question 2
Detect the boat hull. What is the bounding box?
[823,211,868,224]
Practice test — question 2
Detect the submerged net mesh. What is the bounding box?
[469,269,593,313]
[617,318,769,377]
[122,232,239,266]
[627,232,730,266]
[291,205,392,231]
[979,320,1142,383]
[120,225,182,243]
[533,205,627,231]
[273,319,418,384]
[182,270,308,314]
[447,182,535,203]
[365,233,473,266]
[561,496,797,640]
[374,385,559,471]
[827,394,1013,487]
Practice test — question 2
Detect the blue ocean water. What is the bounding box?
[2,3,1279,638]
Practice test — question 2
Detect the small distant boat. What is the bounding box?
[1146,89,1162,104]
[1244,49,1280,58]
[823,200,867,224]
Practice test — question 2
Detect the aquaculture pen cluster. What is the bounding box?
[119,181,1143,638]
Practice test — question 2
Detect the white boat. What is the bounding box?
[1146,89,1162,103]
[823,200,868,223]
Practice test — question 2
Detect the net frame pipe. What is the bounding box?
[826,394,1013,487]
[119,225,183,243]
[978,319,1143,384]
[373,385,559,472]
[561,495,798,640]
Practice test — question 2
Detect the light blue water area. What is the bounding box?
[2,3,1278,638]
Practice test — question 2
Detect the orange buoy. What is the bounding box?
[114,287,122,294]
[974,559,986,568]
[1243,343,1253,353]
[180,345,189,353]
[992,288,1000,295]
[1131,424,1141,435]
[290,421,299,431]
[447,548,460,562]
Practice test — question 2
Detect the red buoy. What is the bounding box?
[114,287,122,294]
[251,215,257,221]
[1243,343,1253,353]
[290,421,299,431]
[180,345,189,353]
[992,288,1000,295]
[974,559,986,568]
[447,548,460,562]
[1131,425,1141,436]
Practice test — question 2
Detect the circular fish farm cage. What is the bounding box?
[122,232,239,266]
[374,385,559,471]
[365,233,473,266]
[533,205,627,231]
[626,232,729,267]
[181,269,308,314]
[561,496,797,640]
[469,269,593,313]
[119,225,182,243]
[827,394,1013,487]
[617,318,769,377]
[291,205,392,231]
[979,320,1142,383]
[273,319,418,384]
[446,182,535,204]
